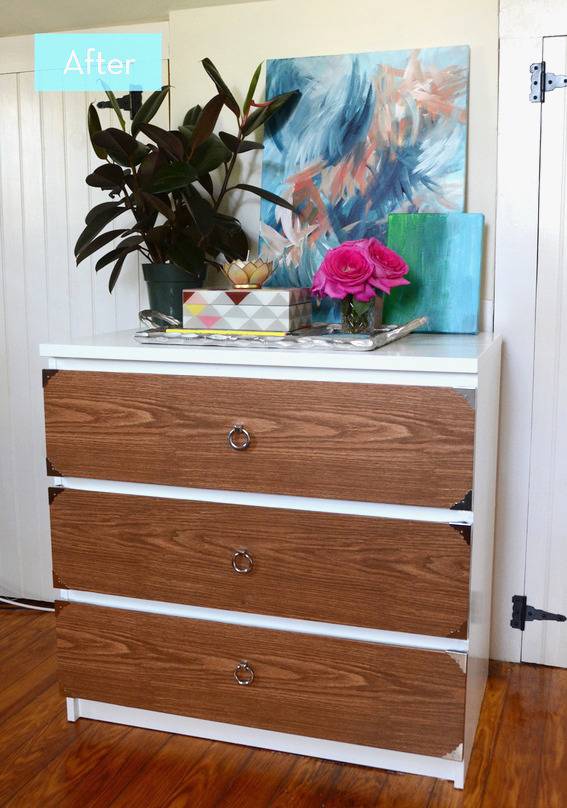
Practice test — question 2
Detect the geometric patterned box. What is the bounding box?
[182,288,312,333]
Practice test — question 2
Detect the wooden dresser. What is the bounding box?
[40,331,501,789]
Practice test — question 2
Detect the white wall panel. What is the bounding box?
[0,60,169,600]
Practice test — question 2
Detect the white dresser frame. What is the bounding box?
[42,332,502,790]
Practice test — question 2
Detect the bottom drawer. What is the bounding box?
[56,603,466,759]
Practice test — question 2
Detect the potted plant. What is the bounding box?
[75,59,298,320]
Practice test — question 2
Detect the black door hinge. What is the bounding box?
[530,62,567,103]
[97,90,143,119]
[511,595,567,630]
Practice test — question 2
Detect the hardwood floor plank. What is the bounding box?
[0,688,89,804]
[323,763,387,807]
[108,735,213,807]
[0,613,56,692]
[213,748,297,808]
[62,726,170,808]
[4,721,131,808]
[0,655,57,723]
[0,610,43,641]
[159,741,253,807]
[481,663,549,808]
[535,667,567,808]
[268,755,342,806]
[375,772,436,807]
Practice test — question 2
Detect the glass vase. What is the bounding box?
[340,294,383,334]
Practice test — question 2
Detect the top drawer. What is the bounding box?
[43,371,474,508]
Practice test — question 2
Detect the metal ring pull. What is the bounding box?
[227,424,251,451]
[234,660,255,686]
[232,549,254,574]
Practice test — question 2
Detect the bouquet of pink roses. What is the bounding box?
[311,237,410,333]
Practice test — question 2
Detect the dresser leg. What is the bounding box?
[66,698,80,722]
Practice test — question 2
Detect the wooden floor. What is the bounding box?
[0,611,564,808]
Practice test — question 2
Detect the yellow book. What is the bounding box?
[165,328,287,337]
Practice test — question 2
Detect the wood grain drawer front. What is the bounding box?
[51,490,470,638]
[56,603,466,758]
[44,371,474,508]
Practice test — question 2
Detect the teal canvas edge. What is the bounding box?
[383,212,484,334]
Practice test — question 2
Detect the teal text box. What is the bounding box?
[35,33,162,92]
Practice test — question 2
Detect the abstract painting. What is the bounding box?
[259,46,470,321]
[383,212,484,333]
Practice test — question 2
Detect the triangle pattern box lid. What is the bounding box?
[183,287,311,306]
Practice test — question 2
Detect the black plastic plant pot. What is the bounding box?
[142,262,206,323]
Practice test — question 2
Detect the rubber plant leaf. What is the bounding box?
[104,89,126,131]
[150,163,198,193]
[138,123,185,161]
[229,183,295,211]
[85,163,126,191]
[243,62,263,117]
[189,94,225,157]
[131,86,170,138]
[76,228,128,265]
[74,204,127,256]
[242,90,299,136]
[219,131,264,153]
[201,58,240,117]
[87,104,107,160]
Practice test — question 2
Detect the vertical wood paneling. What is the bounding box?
[0,73,23,596]
[18,70,52,598]
[523,36,567,668]
[0,63,169,599]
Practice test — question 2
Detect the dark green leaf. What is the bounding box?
[87,104,107,160]
[76,228,128,265]
[131,86,170,138]
[104,89,126,131]
[219,131,263,153]
[183,188,215,236]
[168,235,206,274]
[198,172,214,197]
[140,191,175,222]
[241,90,299,135]
[229,183,295,211]
[85,163,126,191]
[85,200,122,225]
[190,134,231,174]
[243,62,262,116]
[138,123,184,161]
[201,57,240,117]
[189,94,224,157]
[108,252,128,292]
[183,105,202,126]
[150,163,198,193]
[95,236,143,271]
[137,148,166,189]
[74,204,127,256]
[91,128,148,167]
[178,125,195,148]
[208,213,248,260]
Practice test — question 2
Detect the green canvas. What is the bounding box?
[383,213,484,333]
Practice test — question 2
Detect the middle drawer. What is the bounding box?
[51,489,470,638]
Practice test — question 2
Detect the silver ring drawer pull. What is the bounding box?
[227,424,251,451]
[232,549,254,574]
[234,660,255,686]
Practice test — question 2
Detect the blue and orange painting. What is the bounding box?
[259,46,470,322]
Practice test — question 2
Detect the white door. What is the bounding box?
[0,64,169,601]
[523,35,567,666]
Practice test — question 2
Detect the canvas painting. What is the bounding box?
[383,212,484,333]
[259,46,470,321]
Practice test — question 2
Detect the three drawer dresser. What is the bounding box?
[41,330,501,789]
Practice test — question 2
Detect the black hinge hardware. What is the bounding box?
[530,62,567,103]
[510,595,567,630]
[97,90,143,119]
[42,368,58,387]
[451,490,472,512]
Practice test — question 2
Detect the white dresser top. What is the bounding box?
[40,330,501,375]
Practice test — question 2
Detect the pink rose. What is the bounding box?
[365,237,410,293]
[311,242,377,302]
[312,237,409,301]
